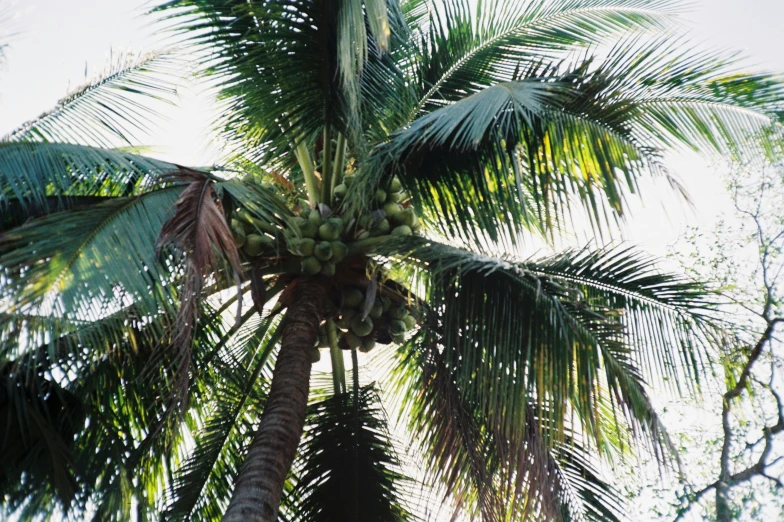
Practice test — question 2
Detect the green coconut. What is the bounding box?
[301,219,319,239]
[314,241,333,261]
[301,256,322,275]
[243,234,269,257]
[344,332,362,350]
[403,314,417,330]
[334,183,347,200]
[318,221,341,241]
[357,230,371,240]
[359,338,376,353]
[369,300,383,320]
[375,189,387,204]
[344,287,364,308]
[308,209,323,225]
[291,216,308,230]
[396,208,417,228]
[311,348,321,363]
[321,262,336,277]
[370,218,390,236]
[359,215,374,229]
[391,225,413,236]
[343,174,355,187]
[331,241,349,262]
[391,332,406,344]
[390,176,402,192]
[383,202,402,217]
[389,305,407,320]
[299,238,316,256]
[380,296,391,312]
[388,191,405,203]
[390,319,407,335]
[350,316,374,337]
[338,309,357,330]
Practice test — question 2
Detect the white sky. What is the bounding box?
[1,1,782,519]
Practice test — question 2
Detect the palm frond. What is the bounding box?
[357,37,784,240]
[165,315,281,521]
[407,0,680,118]
[289,385,412,522]
[156,170,243,415]
[376,237,717,463]
[3,51,183,147]
[0,142,177,229]
[393,332,628,522]
[152,0,347,164]
[0,186,182,317]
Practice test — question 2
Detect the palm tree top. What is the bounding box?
[1,1,781,521]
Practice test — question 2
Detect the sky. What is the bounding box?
[1,1,783,519]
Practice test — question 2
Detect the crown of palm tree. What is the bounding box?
[1,1,782,521]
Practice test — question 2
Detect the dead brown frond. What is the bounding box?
[154,168,242,415]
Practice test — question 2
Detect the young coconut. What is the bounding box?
[350,316,374,337]
[333,183,347,200]
[359,338,376,353]
[344,332,362,350]
[301,256,322,275]
[368,300,384,320]
[331,241,349,263]
[337,309,357,330]
[321,262,336,277]
[383,202,402,218]
[314,241,333,261]
[389,176,402,192]
[343,288,364,308]
[244,234,271,257]
[391,225,413,236]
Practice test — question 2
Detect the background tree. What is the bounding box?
[633,162,784,522]
[2,1,784,521]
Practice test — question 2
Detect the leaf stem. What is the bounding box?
[346,234,392,256]
[327,318,346,394]
[294,141,320,206]
[321,124,332,203]
[331,132,346,196]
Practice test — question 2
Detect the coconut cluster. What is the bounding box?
[230,174,422,358]
[286,210,349,276]
[231,208,275,257]
[314,284,417,361]
[335,175,421,238]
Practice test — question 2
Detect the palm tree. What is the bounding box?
[2,1,783,521]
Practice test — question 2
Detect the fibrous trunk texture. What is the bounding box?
[222,278,325,522]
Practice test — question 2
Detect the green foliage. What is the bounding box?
[3,52,183,147]
[288,386,411,522]
[2,0,781,520]
[0,142,177,229]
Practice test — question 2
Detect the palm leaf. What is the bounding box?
[407,0,680,117]
[0,142,178,228]
[375,237,716,461]
[3,51,182,147]
[392,331,627,522]
[0,187,183,316]
[153,0,347,165]
[355,37,784,241]
[289,385,412,522]
[165,315,281,521]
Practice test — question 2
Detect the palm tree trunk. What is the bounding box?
[222,278,325,522]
